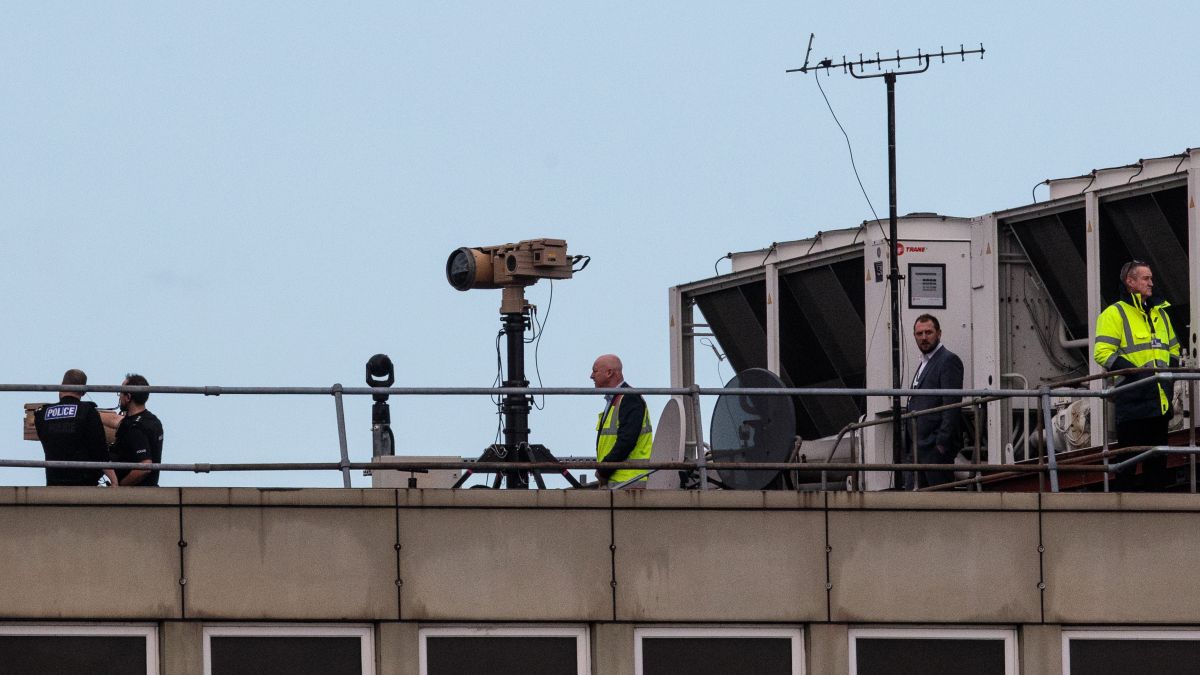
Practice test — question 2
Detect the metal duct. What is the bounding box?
[779,259,866,438]
[1099,187,1189,328]
[1006,208,1089,341]
[691,253,866,440]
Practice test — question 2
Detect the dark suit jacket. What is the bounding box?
[908,344,965,458]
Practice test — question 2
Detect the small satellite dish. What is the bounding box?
[647,397,686,489]
[709,368,796,490]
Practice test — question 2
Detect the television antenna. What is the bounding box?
[787,34,983,465]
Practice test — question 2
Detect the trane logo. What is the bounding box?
[44,404,78,420]
[896,243,927,255]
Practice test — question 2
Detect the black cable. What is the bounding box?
[760,242,778,266]
[492,329,504,443]
[1077,172,1095,195]
[1126,161,1144,184]
[525,304,539,344]
[813,71,883,240]
[700,338,728,385]
[713,253,731,276]
[530,280,553,411]
[1174,153,1187,174]
[1031,179,1047,203]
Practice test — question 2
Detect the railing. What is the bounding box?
[8,368,1200,493]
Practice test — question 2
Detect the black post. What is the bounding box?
[371,400,393,457]
[501,309,532,488]
[787,40,984,486]
[886,72,903,466]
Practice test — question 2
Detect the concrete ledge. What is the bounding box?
[611,489,823,510]
[398,508,611,620]
[184,506,397,620]
[1040,491,1200,511]
[0,488,1196,626]
[396,487,610,509]
[614,509,826,621]
[7,487,1194,513]
[829,509,1041,623]
[1043,511,1200,623]
[0,504,181,618]
[827,491,1040,511]
[181,487,396,507]
[0,486,180,506]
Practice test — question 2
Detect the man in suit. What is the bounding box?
[903,314,964,489]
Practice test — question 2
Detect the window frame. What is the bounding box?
[0,623,159,674]
[633,625,805,675]
[202,623,375,675]
[848,627,1018,675]
[1061,628,1200,674]
[418,624,590,675]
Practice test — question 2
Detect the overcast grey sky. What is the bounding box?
[3,1,1196,486]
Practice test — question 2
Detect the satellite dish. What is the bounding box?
[647,397,686,489]
[709,368,796,490]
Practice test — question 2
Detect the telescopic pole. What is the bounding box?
[886,72,903,468]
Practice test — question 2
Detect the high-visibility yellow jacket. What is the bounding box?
[596,393,653,484]
[1094,293,1180,423]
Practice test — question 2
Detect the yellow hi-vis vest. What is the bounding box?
[596,396,653,483]
[1093,294,1180,417]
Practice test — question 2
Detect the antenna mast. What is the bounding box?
[788,36,984,484]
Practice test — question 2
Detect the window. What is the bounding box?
[1063,629,1200,675]
[0,624,157,675]
[204,624,374,675]
[849,628,1016,675]
[635,626,803,675]
[420,625,589,675]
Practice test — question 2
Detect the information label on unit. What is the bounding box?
[908,263,946,309]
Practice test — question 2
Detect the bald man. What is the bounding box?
[591,354,653,488]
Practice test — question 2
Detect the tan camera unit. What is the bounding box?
[446,238,573,291]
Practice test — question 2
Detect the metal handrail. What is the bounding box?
[0,457,1150,476]
[13,368,1200,492]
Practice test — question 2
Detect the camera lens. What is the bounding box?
[446,248,477,291]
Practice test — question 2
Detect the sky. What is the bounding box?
[2,1,1197,487]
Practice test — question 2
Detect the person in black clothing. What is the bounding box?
[108,373,164,486]
[33,369,118,487]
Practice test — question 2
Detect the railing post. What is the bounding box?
[1102,380,1111,493]
[910,413,919,491]
[332,383,351,488]
[973,400,982,492]
[689,384,708,490]
[1040,388,1060,493]
[856,427,864,492]
[1190,378,1197,494]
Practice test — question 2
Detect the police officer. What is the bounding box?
[1094,260,1181,490]
[33,369,118,487]
[109,373,164,486]
[590,354,653,488]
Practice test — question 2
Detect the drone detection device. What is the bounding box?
[365,354,396,458]
[446,238,573,292]
[446,238,586,489]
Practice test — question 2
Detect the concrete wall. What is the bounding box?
[1,487,1199,673]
